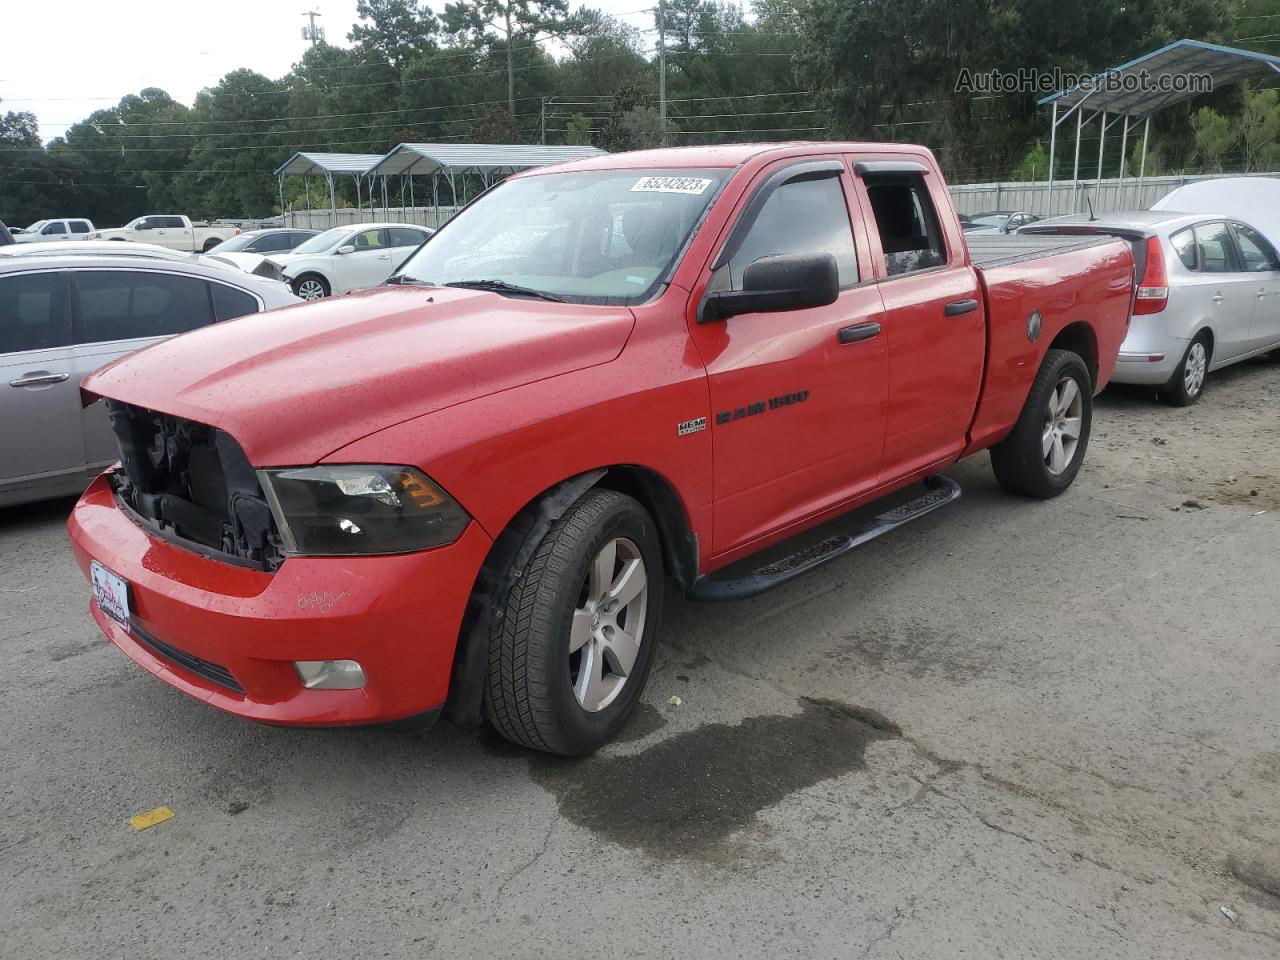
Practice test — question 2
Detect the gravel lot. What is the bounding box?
[2,357,1278,959]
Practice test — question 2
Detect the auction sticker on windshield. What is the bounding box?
[91,561,131,627]
[631,176,713,194]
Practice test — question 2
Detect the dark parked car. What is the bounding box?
[205,228,319,256]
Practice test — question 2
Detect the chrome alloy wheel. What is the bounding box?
[296,278,327,300]
[1184,341,1208,397]
[569,537,648,712]
[1042,376,1084,476]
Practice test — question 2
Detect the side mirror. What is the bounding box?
[135,222,149,230]
[698,253,839,324]
[336,245,355,255]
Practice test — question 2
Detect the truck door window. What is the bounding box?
[727,175,858,288]
[161,217,185,229]
[44,222,67,235]
[863,174,947,276]
[1170,228,1197,270]
[1192,222,1236,273]
[75,271,214,342]
[69,221,90,234]
[0,272,67,353]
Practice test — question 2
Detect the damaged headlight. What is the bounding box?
[258,465,469,556]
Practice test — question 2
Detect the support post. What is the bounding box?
[1047,101,1058,216]
[326,171,336,228]
[1071,108,1084,213]
[278,175,285,224]
[1117,115,1131,210]
[1095,110,1107,206]
[1137,115,1150,208]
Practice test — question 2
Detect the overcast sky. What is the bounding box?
[1,0,658,142]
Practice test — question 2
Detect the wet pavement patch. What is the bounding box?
[529,698,900,859]
[611,702,667,743]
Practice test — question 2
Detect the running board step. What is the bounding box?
[687,475,962,602]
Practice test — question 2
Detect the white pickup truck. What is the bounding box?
[89,215,240,252]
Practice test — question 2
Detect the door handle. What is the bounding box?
[837,322,882,345]
[9,372,70,388]
[377,254,391,260]
[944,298,979,317]
[1211,293,1224,303]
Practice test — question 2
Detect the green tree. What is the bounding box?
[565,113,593,146]
[1010,140,1049,181]
[1239,83,1280,172]
[1190,106,1235,172]
[443,0,572,116]
[349,0,441,68]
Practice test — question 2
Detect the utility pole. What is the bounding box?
[541,96,559,145]
[657,0,667,144]
[301,10,325,47]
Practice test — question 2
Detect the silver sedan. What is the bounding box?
[0,247,300,507]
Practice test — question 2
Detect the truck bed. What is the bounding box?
[966,233,1119,269]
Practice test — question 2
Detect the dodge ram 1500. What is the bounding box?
[69,143,1134,754]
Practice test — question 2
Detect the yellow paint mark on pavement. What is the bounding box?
[129,806,175,831]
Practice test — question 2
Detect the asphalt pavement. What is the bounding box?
[2,358,1278,959]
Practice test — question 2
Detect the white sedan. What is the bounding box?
[272,222,434,300]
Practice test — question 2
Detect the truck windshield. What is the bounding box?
[395,168,727,303]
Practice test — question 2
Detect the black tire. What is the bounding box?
[990,348,1093,499]
[291,273,330,300]
[1158,334,1211,406]
[484,489,664,755]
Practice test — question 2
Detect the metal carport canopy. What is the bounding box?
[368,143,606,178]
[1039,39,1280,116]
[272,152,385,177]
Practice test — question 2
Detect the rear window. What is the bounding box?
[863,173,947,276]
[211,283,259,322]
[75,271,214,343]
[1170,229,1197,270]
[0,272,67,353]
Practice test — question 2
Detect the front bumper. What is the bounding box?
[68,471,492,726]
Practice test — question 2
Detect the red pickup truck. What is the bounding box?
[68,143,1133,754]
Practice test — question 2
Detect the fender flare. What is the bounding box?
[443,468,607,724]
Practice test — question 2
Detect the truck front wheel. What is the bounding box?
[484,489,663,755]
[990,348,1093,499]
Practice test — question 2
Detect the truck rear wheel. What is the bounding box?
[484,489,663,755]
[990,348,1092,499]
[202,238,220,252]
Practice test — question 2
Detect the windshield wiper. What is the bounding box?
[384,275,431,286]
[444,279,565,302]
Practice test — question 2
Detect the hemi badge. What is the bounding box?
[677,417,707,437]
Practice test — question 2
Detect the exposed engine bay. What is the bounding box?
[105,400,286,571]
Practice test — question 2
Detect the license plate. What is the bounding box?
[90,561,131,627]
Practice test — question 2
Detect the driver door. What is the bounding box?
[332,228,393,293]
[687,159,888,558]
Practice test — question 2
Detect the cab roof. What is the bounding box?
[510,141,932,177]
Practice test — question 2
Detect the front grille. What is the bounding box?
[132,621,244,694]
[105,400,286,572]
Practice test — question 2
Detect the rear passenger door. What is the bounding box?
[387,227,429,271]
[1188,221,1251,362]
[0,270,85,495]
[690,159,888,556]
[1229,222,1280,351]
[852,161,985,480]
[70,269,219,469]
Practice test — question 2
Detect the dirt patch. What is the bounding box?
[1227,855,1280,906]
[528,698,900,860]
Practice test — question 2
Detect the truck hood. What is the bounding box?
[83,286,636,465]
